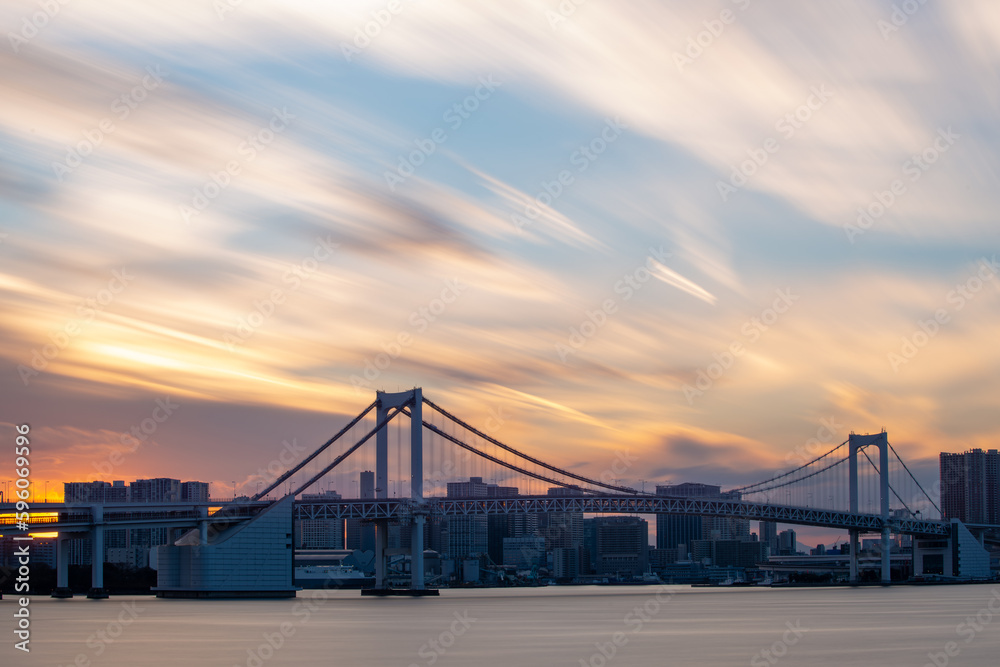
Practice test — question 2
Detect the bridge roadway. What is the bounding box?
[0,500,269,532]
[0,495,955,536]
[294,494,954,536]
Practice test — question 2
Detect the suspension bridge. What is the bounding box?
[2,388,993,597]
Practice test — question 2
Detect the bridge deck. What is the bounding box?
[0,496,968,536]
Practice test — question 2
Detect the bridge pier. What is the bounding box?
[374,519,388,588]
[411,514,425,590]
[881,526,891,585]
[849,529,859,584]
[199,506,209,545]
[88,505,109,599]
[51,535,73,598]
[372,388,427,593]
[409,389,424,591]
[848,432,891,585]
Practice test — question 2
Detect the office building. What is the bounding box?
[444,477,518,560]
[759,521,778,553]
[297,489,344,549]
[64,480,127,504]
[588,515,649,577]
[180,481,210,502]
[503,536,545,569]
[62,476,209,567]
[346,471,376,552]
[777,529,797,555]
[655,483,716,554]
[940,449,1000,524]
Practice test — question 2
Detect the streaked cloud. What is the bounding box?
[1,0,998,520]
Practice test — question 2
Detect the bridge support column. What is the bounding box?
[374,388,425,592]
[374,519,388,589]
[411,515,425,590]
[879,436,891,584]
[88,505,108,599]
[409,388,424,590]
[52,535,73,598]
[849,530,859,584]
[199,506,209,545]
[881,526,891,585]
[848,432,891,585]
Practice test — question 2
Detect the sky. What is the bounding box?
[2,1,999,544]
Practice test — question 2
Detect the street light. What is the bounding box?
[45,480,49,503]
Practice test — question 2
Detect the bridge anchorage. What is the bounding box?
[3,388,993,597]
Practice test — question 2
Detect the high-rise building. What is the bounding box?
[64,481,126,504]
[63,477,208,567]
[446,477,489,558]
[655,483,750,548]
[941,449,1000,524]
[297,489,344,549]
[442,477,519,560]
[180,481,210,502]
[503,536,544,569]
[540,486,583,551]
[346,471,376,552]
[552,547,580,578]
[655,483,716,554]
[690,539,768,568]
[759,521,778,553]
[702,497,750,542]
[486,481,519,565]
[129,478,180,502]
[589,516,649,577]
[777,529,797,555]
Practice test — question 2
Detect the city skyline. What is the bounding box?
[3,1,999,555]
[4,3,1000,665]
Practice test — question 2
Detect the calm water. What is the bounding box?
[6,585,1000,666]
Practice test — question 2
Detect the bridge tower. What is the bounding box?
[374,388,425,591]
[848,432,890,585]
